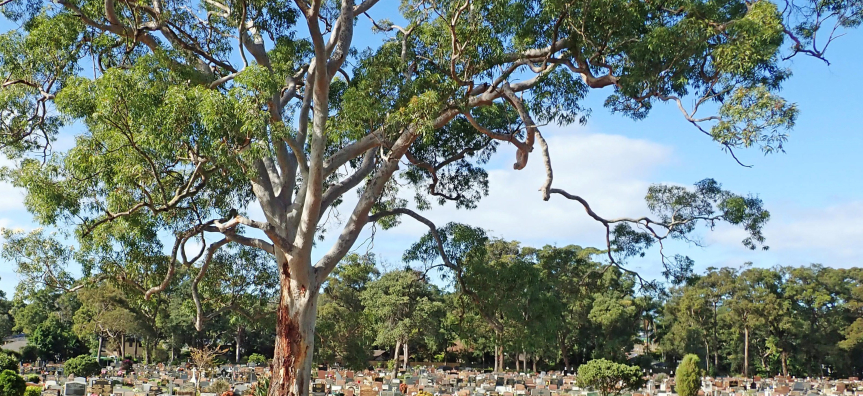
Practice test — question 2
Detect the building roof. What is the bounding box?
[2,334,27,353]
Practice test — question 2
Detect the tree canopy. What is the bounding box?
[1,0,861,393]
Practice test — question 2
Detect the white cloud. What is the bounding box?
[706,201,863,266]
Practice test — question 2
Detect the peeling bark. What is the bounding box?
[269,252,319,396]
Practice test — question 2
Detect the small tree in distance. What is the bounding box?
[676,354,702,396]
[248,353,268,366]
[577,359,646,396]
[64,355,101,378]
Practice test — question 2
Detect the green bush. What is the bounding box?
[675,354,701,396]
[577,359,646,396]
[0,353,18,373]
[64,355,101,377]
[247,354,267,365]
[24,386,40,396]
[0,369,26,396]
[24,376,38,384]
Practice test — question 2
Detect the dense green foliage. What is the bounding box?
[576,359,646,396]
[23,386,40,396]
[361,268,446,368]
[0,353,17,373]
[675,355,701,396]
[659,265,863,377]
[64,355,101,377]
[248,353,268,365]
[0,291,11,341]
[0,370,25,396]
[314,254,379,369]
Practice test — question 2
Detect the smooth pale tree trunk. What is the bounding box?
[402,342,408,370]
[170,334,175,365]
[120,334,126,358]
[744,326,749,377]
[269,252,320,396]
[236,325,244,363]
[515,353,519,371]
[705,341,711,374]
[393,341,401,375]
[97,336,103,366]
[143,339,150,364]
[522,350,527,372]
[493,344,499,372]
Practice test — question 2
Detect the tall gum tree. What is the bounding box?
[0,0,861,394]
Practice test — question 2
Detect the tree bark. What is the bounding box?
[743,326,749,378]
[269,252,320,396]
[532,355,536,373]
[493,344,499,372]
[143,339,150,365]
[97,336,103,366]
[781,351,788,376]
[236,325,245,363]
[393,340,401,375]
[170,334,175,365]
[704,340,710,374]
[402,342,408,370]
[559,334,569,371]
[515,352,519,372]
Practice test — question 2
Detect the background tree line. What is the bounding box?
[3,232,862,378]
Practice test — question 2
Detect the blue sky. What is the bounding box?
[1,9,862,296]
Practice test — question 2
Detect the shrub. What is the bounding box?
[120,359,133,371]
[0,353,18,373]
[204,379,231,394]
[64,355,101,377]
[24,386,41,396]
[247,354,267,365]
[576,359,646,396]
[24,376,38,384]
[0,369,26,396]
[675,354,702,396]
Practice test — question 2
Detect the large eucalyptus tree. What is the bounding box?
[0,0,859,394]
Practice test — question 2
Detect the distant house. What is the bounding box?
[2,334,27,353]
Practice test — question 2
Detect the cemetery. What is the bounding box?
[9,361,863,396]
